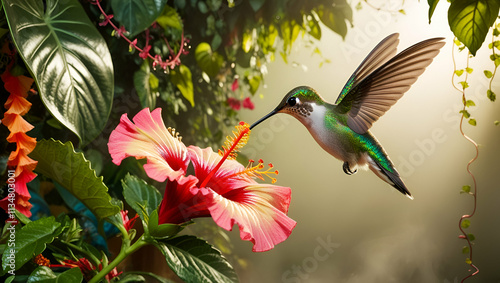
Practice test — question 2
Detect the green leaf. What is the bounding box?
[487,89,496,101]
[148,209,188,239]
[468,233,476,241]
[111,0,168,36]
[171,64,194,107]
[29,139,120,221]
[27,266,83,283]
[459,109,471,118]
[461,219,471,228]
[428,0,440,23]
[462,246,470,254]
[156,235,238,283]
[3,0,114,146]
[465,99,476,107]
[459,81,469,89]
[448,0,500,56]
[156,5,183,31]
[460,185,471,194]
[468,118,477,126]
[306,14,322,40]
[242,30,253,53]
[316,0,353,39]
[122,174,162,225]
[455,69,464,76]
[134,60,158,110]
[249,0,265,12]
[465,67,473,74]
[246,75,261,95]
[195,42,224,78]
[495,120,500,126]
[1,217,61,275]
[484,70,493,78]
[465,258,472,264]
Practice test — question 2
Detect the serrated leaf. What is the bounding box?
[448,0,500,55]
[428,0,440,23]
[156,4,183,31]
[111,0,168,36]
[171,64,194,107]
[1,217,61,275]
[468,118,477,126]
[156,235,239,283]
[3,0,114,146]
[122,174,162,225]
[134,60,158,110]
[484,70,493,78]
[27,266,83,283]
[29,139,120,221]
[461,219,471,228]
[195,42,224,78]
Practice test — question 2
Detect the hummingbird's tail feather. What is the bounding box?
[368,158,413,199]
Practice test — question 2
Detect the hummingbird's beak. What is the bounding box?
[249,109,278,130]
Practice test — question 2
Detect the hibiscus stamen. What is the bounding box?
[218,122,250,160]
[167,127,182,141]
[226,159,279,183]
[200,122,250,188]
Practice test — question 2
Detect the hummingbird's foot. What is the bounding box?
[343,162,357,175]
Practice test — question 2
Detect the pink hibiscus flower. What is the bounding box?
[108,108,296,252]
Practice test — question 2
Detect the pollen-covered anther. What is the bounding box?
[167,127,182,141]
[219,122,250,160]
[239,159,279,183]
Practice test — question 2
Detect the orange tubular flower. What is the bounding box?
[0,66,37,217]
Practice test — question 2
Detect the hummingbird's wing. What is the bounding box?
[335,35,445,134]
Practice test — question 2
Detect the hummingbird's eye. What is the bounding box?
[287,97,297,106]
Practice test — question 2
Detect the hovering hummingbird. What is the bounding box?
[250,33,445,199]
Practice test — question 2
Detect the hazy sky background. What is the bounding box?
[217,1,500,282]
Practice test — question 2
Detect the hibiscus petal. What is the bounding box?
[158,175,210,224]
[196,184,296,252]
[187,146,253,195]
[108,108,189,182]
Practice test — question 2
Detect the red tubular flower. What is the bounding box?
[227,97,241,110]
[0,66,37,217]
[108,108,296,252]
[242,97,254,110]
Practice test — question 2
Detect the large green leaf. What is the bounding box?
[111,0,168,36]
[134,60,159,110]
[170,64,194,107]
[122,174,162,224]
[27,266,83,283]
[195,42,224,78]
[448,0,500,56]
[156,4,183,31]
[29,139,120,221]
[1,217,61,276]
[2,0,114,146]
[427,0,440,23]
[316,0,353,39]
[156,235,238,283]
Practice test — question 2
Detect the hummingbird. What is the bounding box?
[249,33,445,199]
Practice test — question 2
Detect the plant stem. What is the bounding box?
[88,236,149,283]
